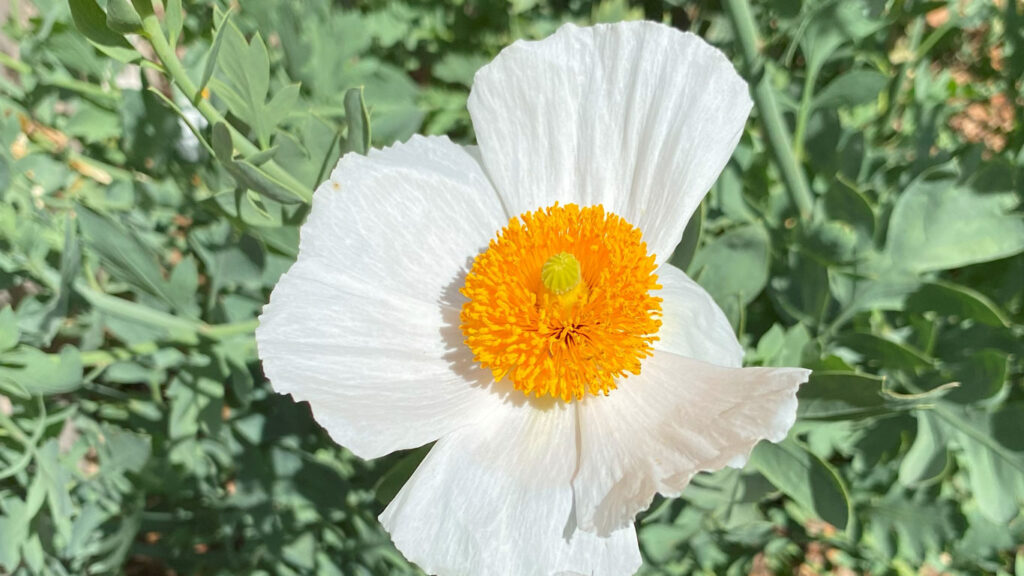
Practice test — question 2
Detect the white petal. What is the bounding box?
[381,401,642,576]
[655,263,744,367]
[468,21,752,263]
[573,352,809,535]
[256,136,509,459]
[299,135,506,302]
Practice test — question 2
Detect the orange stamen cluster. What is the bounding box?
[460,204,662,402]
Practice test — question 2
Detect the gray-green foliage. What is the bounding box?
[0,0,1021,574]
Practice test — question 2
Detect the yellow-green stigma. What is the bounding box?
[541,252,582,295]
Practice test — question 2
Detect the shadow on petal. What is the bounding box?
[438,257,566,411]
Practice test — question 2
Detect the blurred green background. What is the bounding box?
[0,0,1022,574]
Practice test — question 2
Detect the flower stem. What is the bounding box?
[721,0,814,222]
[138,13,312,204]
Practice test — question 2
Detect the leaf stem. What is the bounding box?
[41,74,120,109]
[138,13,312,203]
[202,319,260,340]
[78,342,160,367]
[0,51,31,75]
[74,279,257,350]
[722,0,814,221]
[792,65,818,162]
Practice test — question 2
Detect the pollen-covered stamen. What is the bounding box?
[460,204,662,402]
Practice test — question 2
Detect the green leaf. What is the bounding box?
[992,404,1024,454]
[0,497,30,569]
[754,323,810,368]
[166,373,221,470]
[37,214,82,346]
[273,114,342,188]
[212,123,306,205]
[807,182,875,264]
[959,429,1024,524]
[233,159,308,205]
[68,0,140,62]
[245,146,279,166]
[282,532,317,571]
[906,281,1011,327]
[79,286,199,344]
[35,440,73,540]
[836,332,934,372]
[77,205,192,314]
[898,411,948,486]
[375,446,430,505]
[690,223,770,327]
[105,0,142,34]
[669,202,703,273]
[130,0,154,17]
[865,491,961,563]
[165,0,183,47]
[934,403,1024,475]
[100,426,152,474]
[0,307,19,353]
[266,84,302,132]
[797,371,948,421]
[0,346,83,395]
[827,257,921,328]
[886,177,1024,273]
[770,250,832,326]
[67,504,108,560]
[198,7,233,99]
[189,223,266,301]
[433,52,489,87]
[22,534,44,573]
[345,86,371,155]
[65,98,122,142]
[167,256,201,318]
[0,156,9,196]
[750,438,851,530]
[944,349,1009,404]
[798,0,882,75]
[813,69,888,109]
[211,121,234,161]
[211,25,272,144]
[639,520,702,565]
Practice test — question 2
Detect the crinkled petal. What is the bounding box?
[572,352,809,535]
[655,263,743,367]
[381,400,641,576]
[468,21,752,263]
[295,134,506,301]
[256,135,508,460]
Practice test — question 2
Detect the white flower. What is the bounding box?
[256,21,810,576]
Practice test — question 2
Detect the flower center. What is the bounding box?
[541,252,582,295]
[459,204,662,402]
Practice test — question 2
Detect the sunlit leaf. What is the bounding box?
[0,346,83,395]
[105,0,142,34]
[345,86,371,155]
[886,177,1024,273]
[750,438,851,530]
[68,0,140,62]
[691,223,770,327]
